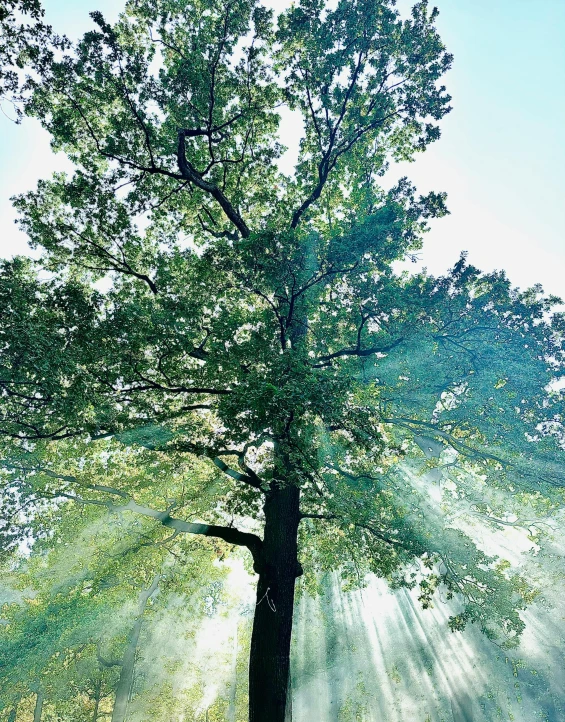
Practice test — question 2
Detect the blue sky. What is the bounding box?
[1,0,563,295]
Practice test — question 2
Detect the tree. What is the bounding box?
[0,0,43,92]
[110,575,160,722]
[0,449,230,721]
[0,0,564,720]
[0,0,68,119]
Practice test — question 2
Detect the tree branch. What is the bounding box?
[352,521,411,550]
[112,499,265,573]
[290,105,402,230]
[96,646,122,669]
[313,337,403,367]
[123,379,231,396]
[381,417,507,467]
[212,456,263,490]
[300,512,410,551]
[5,461,265,569]
[177,130,250,238]
[42,488,265,574]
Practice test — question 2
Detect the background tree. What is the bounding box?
[1,0,564,720]
[0,0,68,119]
[0,448,230,720]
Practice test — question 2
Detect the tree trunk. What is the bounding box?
[92,677,102,722]
[111,575,159,722]
[227,618,238,722]
[248,484,301,722]
[285,673,293,722]
[33,690,44,722]
[7,704,17,722]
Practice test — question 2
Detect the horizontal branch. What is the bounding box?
[0,462,131,499]
[212,457,263,490]
[124,381,231,396]
[4,462,264,571]
[313,337,403,367]
[300,512,339,521]
[47,488,265,574]
[96,648,122,669]
[381,417,506,467]
[111,499,265,573]
[353,521,411,550]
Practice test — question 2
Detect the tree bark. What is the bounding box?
[248,484,301,722]
[33,690,44,722]
[285,673,293,722]
[111,575,159,722]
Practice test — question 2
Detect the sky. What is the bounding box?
[0,0,564,295]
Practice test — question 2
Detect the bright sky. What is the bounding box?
[1,0,563,295]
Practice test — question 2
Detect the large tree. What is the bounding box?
[1,0,564,720]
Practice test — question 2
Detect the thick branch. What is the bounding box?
[48,489,265,574]
[177,130,250,238]
[166,440,265,490]
[6,461,265,571]
[300,512,339,521]
[313,337,404,367]
[213,456,263,490]
[96,648,122,669]
[111,499,264,573]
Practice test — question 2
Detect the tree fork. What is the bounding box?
[248,483,301,722]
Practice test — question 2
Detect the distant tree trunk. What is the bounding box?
[248,484,301,722]
[33,690,44,722]
[7,704,18,722]
[92,677,102,722]
[111,575,159,722]
[227,619,238,722]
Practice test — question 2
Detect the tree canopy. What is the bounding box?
[1,0,564,719]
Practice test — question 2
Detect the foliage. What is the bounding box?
[0,446,230,719]
[0,0,68,119]
[0,0,564,716]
